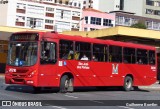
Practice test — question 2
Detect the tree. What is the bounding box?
[131,22,147,29]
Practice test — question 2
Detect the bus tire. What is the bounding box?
[123,76,133,91]
[60,75,73,93]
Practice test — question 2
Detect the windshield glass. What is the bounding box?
[7,42,38,66]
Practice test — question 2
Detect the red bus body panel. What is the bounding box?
[5,31,157,88]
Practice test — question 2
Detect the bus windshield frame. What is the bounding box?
[7,41,38,67]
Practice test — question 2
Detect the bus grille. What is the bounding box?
[12,78,24,83]
[12,74,26,78]
[16,69,28,73]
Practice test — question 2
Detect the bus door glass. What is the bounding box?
[40,41,57,64]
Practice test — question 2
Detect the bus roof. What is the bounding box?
[11,31,156,50]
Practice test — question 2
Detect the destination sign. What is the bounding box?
[10,33,39,41]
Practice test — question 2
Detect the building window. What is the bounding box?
[65,1,69,5]
[46,13,54,17]
[131,18,138,25]
[154,10,160,15]
[85,17,88,24]
[69,2,72,5]
[146,0,154,6]
[90,28,96,31]
[124,17,131,26]
[103,19,113,26]
[84,28,88,31]
[46,7,54,12]
[45,19,54,24]
[45,25,53,29]
[27,4,44,16]
[56,9,71,20]
[145,21,152,29]
[116,16,123,25]
[91,17,101,25]
[55,21,70,32]
[74,3,76,6]
[27,17,43,28]
[153,22,159,30]
[59,0,62,4]
[79,3,81,8]
[146,9,154,15]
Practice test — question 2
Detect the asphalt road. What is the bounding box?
[0,76,160,109]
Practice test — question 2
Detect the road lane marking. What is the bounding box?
[119,106,135,109]
[64,94,78,99]
[90,100,104,104]
[52,106,67,109]
[42,104,67,109]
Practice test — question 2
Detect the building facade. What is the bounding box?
[89,0,160,20]
[0,0,82,32]
[112,11,160,31]
[38,0,93,9]
[82,8,115,31]
[123,0,160,19]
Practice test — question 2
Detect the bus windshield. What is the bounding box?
[7,42,38,66]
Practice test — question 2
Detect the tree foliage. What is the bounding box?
[131,22,147,29]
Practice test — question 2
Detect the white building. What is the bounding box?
[0,0,82,32]
[92,0,121,13]
[91,0,160,20]
[40,0,93,9]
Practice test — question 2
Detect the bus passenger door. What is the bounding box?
[38,41,58,86]
[157,53,160,81]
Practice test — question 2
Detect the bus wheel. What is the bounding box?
[60,75,73,93]
[68,78,74,93]
[123,76,133,91]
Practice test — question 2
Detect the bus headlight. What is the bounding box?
[27,70,36,78]
[5,71,11,76]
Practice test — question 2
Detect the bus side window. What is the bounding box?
[74,51,80,60]
[75,42,91,61]
[123,47,135,64]
[59,40,73,60]
[109,45,122,63]
[93,44,107,62]
[40,41,57,64]
[149,50,155,65]
[136,49,148,65]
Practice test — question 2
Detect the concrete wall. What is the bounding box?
[123,0,143,16]
[92,0,121,12]
[0,2,8,26]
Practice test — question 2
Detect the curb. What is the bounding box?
[139,82,160,90]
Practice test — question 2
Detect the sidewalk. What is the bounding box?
[139,81,160,91]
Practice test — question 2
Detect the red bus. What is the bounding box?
[5,31,157,93]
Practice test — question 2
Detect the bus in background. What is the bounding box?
[0,40,8,73]
[5,31,157,93]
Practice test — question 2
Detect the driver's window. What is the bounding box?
[40,41,57,64]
